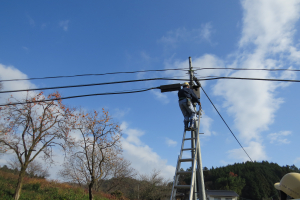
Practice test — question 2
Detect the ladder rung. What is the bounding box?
[179,158,193,162]
[177,171,192,175]
[182,148,196,151]
[184,138,196,140]
[174,185,190,189]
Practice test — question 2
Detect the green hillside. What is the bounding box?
[0,165,116,200]
[179,161,300,200]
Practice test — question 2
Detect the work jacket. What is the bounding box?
[178,87,200,104]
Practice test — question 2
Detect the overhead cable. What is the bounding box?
[198,76,300,82]
[0,77,190,94]
[194,67,300,72]
[2,76,300,94]
[1,67,299,83]
[0,68,189,82]
[0,87,159,107]
[200,86,253,162]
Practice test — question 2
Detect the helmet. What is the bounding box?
[183,82,189,86]
[274,172,300,198]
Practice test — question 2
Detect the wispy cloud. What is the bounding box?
[201,113,215,136]
[227,141,268,161]
[22,46,29,53]
[59,20,70,31]
[112,108,131,119]
[26,15,35,27]
[293,157,300,164]
[120,122,175,179]
[165,138,177,147]
[159,23,214,48]
[150,90,170,104]
[268,131,291,144]
[200,22,213,42]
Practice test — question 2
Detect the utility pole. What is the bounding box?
[189,57,197,200]
[188,57,206,200]
[159,57,206,200]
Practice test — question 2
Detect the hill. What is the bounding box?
[0,165,117,200]
[180,161,300,199]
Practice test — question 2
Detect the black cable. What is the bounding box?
[200,86,254,162]
[1,67,298,83]
[0,87,159,107]
[2,76,300,94]
[0,77,190,94]
[0,68,189,82]
[198,76,300,82]
[194,67,300,72]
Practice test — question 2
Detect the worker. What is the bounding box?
[178,82,201,130]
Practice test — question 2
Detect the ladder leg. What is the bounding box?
[196,113,206,200]
[191,130,197,200]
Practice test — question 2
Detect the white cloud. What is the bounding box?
[200,112,214,136]
[239,0,300,53]
[27,15,35,27]
[112,107,131,119]
[150,90,170,104]
[120,122,175,180]
[0,63,37,105]
[293,157,300,164]
[200,22,213,42]
[165,138,177,147]
[59,20,70,31]
[268,131,291,144]
[22,46,29,53]
[227,141,268,162]
[213,0,300,161]
[159,23,214,48]
[164,54,225,87]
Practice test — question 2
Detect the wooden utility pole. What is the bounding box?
[160,57,206,200]
[189,57,206,200]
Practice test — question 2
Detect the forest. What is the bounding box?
[179,161,300,200]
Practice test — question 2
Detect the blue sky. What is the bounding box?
[1,0,300,181]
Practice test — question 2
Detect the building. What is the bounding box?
[206,190,239,200]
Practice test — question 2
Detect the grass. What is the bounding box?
[0,170,117,200]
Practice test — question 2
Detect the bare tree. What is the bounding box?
[138,169,172,200]
[8,157,50,178]
[0,91,76,200]
[59,109,122,200]
[92,156,137,193]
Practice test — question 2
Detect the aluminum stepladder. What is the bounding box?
[170,108,206,200]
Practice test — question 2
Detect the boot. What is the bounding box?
[189,119,195,130]
[184,121,189,130]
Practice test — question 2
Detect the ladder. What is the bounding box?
[170,109,206,200]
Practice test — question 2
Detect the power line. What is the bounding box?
[0,68,189,82]
[200,86,253,162]
[0,87,159,107]
[1,67,298,83]
[0,77,190,94]
[198,76,300,82]
[194,67,300,72]
[2,76,300,94]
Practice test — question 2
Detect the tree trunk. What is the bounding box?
[13,167,26,200]
[89,180,95,200]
